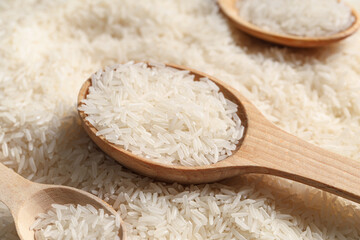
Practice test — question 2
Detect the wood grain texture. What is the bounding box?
[78,62,360,204]
[217,0,360,47]
[0,163,126,240]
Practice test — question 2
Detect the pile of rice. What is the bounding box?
[1,0,360,239]
[31,204,121,240]
[79,62,244,166]
[237,0,355,37]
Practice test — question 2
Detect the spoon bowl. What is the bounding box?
[78,62,360,204]
[217,0,360,47]
[0,163,126,240]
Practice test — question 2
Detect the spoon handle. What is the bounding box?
[0,163,37,214]
[239,121,360,203]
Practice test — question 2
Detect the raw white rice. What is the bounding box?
[237,0,355,37]
[31,204,121,240]
[1,0,360,239]
[79,62,244,166]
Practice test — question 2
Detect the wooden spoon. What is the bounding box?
[78,63,360,204]
[218,0,360,47]
[0,163,126,240]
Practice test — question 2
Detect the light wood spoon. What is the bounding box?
[78,63,360,204]
[0,163,126,240]
[218,0,360,47]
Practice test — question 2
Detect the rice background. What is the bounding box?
[1,0,360,239]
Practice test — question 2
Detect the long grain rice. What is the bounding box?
[237,0,355,37]
[79,62,244,166]
[1,0,360,239]
[31,204,121,240]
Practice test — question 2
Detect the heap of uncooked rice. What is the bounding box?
[79,62,244,166]
[237,0,355,37]
[1,0,360,239]
[31,204,121,240]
